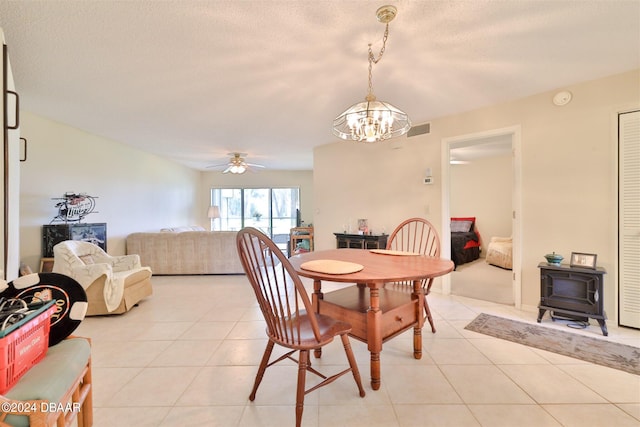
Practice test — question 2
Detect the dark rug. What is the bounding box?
[465,313,640,375]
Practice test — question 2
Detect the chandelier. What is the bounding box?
[333,5,411,143]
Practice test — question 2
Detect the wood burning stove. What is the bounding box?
[537,263,607,336]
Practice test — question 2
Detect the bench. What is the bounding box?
[0,337,92,427]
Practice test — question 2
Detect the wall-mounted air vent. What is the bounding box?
[407,123,431,137]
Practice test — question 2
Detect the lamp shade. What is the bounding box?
[207,206,221,219]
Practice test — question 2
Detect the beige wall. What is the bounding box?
[314,69,640,317]
[451,154,513,254]
[19,112,201,271]
[313,138,443,249]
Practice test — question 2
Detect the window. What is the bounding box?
[211,187,300,249]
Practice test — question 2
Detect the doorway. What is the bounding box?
[441,126,522,308]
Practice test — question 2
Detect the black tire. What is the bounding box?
[5,273,88,346]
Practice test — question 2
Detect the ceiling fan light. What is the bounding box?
[210,152,263,174]
[229,164,247,174]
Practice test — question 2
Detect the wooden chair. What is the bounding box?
[386,217,440,333]
[236,227,365,427]
[289,226,314,256]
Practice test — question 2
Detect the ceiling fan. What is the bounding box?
[206,153,265,174]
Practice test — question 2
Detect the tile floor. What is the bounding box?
[75,275,640,427]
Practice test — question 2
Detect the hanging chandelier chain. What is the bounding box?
[369,23,390,66]
[367,22,390,98]
[332,5,410,143]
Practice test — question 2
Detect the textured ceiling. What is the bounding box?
[1,0,639,171]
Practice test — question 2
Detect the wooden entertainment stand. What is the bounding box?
[334,233,388,250]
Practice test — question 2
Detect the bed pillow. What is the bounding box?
[451,217,475,233]
[161,226,206,232]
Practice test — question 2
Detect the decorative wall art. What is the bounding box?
[50,192,98,223]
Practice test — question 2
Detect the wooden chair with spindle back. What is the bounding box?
[236,227,365,427]
[386,217,441,332]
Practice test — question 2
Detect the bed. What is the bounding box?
[486,236,513,269]
[450,217,481,268]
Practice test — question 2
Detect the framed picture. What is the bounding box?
[42,222,107,257]
[570,252,597,269]
[358,219,369,235]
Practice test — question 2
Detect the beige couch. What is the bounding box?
[126,230,244,275]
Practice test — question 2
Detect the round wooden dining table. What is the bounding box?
[289,248,454,390]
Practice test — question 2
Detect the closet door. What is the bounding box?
[619,110,640,329]
[2,30,20,282]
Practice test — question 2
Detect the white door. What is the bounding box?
[2,29,21,282]
[619,110,640,329]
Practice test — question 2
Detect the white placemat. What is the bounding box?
[300,259,364,274]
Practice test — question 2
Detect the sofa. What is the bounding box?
[126,229,244,275]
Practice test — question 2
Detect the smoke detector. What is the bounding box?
[553,91,572,106]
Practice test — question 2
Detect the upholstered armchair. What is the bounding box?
[53,240,153,315]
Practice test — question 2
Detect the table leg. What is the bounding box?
[312,279,323,312]
[413,279,424,360]
[367,286,382,390]
[313,279,324,358]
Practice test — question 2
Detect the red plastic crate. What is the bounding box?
[0,302,55,393]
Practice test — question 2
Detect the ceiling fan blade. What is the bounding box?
[245,162,265,168]
[222,165,233,173]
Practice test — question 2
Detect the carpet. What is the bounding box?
[451,260,514,305]
[465,313,640,375]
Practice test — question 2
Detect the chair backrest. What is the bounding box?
[387,217,440,257]
[53,240,112,270]
[386,218,441,289]
[55,240,108,259]
[236,227,322,346]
